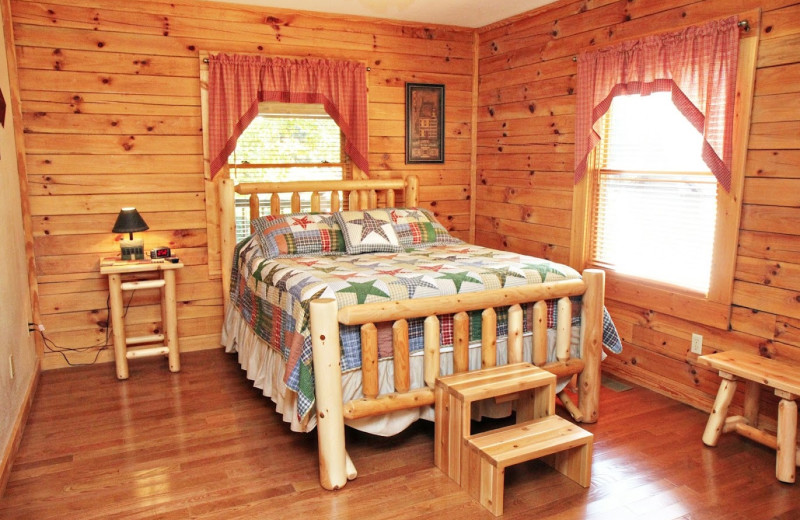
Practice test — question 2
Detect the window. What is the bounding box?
[592,92,718,294]
[571,28,758,329]
[229,102,350,241]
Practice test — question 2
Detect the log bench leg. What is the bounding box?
[703,375,738,447]
[776,396,797,483]
[743,380,761,428]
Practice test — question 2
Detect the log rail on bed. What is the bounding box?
[217,174,604,490]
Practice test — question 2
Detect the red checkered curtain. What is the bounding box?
[575,16,739,190]
[208,54,369,179]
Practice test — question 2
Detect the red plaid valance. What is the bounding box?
[208,54,369,178]
[575,16,739,191]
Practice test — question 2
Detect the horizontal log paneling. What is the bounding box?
[753,62,800,95]
[22,113,202,136]
[476,0,800,424]
[26,154,204,174]
[16,46,200,76]
[24,134,203,155]
[10,0,475,369]
[741,205,800,234]
[28,174,205,196]
[738,230,800,263]
[745,150,800,178]
[31,211,205,236]
[28,193,204,215]
[734,255,800,292]
[21,91,201,116]
[479,170,573,190]
[9,0,800,434]
[777,316,800,348]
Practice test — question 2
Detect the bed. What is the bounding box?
[217,174,621,490]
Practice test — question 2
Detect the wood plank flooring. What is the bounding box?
[1,349,798,519]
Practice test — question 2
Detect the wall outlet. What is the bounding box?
[8,354,14,379]
[690,333,703,355]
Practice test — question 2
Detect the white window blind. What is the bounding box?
[592,92,718,294]
[230,103,345,241]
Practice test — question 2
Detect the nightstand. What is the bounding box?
[100,258,183,379]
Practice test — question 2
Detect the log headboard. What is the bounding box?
[217,175,420,308]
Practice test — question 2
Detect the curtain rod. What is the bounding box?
[571,19,750,62]
[201,56,370,70]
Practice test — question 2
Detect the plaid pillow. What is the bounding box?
[388,208,463,248]
[251,213,345,259]
[334,209,403,254]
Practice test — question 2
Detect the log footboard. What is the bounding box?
[310,269,605,490]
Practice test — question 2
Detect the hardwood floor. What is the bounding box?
[1,349,798,519]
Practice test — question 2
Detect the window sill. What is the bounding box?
[602,270,731,329]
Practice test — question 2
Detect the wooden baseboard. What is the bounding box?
[0,358,40,498]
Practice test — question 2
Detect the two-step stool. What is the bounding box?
[100,258,183,379]
[434,363,593,516]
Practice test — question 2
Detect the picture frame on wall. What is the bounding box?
[405,83,445,163]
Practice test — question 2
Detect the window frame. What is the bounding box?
[228,102,351,241]
[200,52,366,279]
[569,21,759,329]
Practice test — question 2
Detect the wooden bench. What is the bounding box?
[434,363,593,515]
[698,350,800,483]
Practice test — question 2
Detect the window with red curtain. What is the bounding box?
[574,16,739,191]
[570,15,754,327]
[207,54,370,180]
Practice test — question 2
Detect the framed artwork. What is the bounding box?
[405,83,444,163]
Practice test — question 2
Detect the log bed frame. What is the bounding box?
[218,174,606,490]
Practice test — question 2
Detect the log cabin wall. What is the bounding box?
[476,0,800,414]
[9,0,475,370]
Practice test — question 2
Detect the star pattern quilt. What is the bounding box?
[230,236,622,421]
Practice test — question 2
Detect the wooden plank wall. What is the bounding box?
[476,0,800,413]
[9,0,475,370]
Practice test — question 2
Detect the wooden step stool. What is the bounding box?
[467,415,593,515]
[434,363,593,516]
[698,350,800,483]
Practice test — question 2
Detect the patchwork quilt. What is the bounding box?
[230,236,622,421]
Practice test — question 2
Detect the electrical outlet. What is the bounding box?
[8,354,14,379]
[690,333,703,355]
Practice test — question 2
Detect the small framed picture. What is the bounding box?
[405,83,445,163]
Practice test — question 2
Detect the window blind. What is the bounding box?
[592,93,718,294]
[230,107,345,241]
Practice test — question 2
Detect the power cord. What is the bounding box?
[34,290,137,367]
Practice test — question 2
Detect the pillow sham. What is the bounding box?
[334,209,403,254]
[251,213,345,259]
[388,207,463,248]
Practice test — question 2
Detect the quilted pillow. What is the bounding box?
[251,213,345,259]
[388,208,463,248]
[334,209,403,254]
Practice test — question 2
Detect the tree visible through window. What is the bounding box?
[229,102,348,241]
[592,92,718,294]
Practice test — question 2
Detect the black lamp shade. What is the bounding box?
[112,208,149,239]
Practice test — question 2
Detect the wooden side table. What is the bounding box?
[100,258,183,379]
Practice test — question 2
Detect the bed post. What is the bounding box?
[405,175,419,207]
[578,269,604,423]
[219,177,235,312]
[310,298,349,490]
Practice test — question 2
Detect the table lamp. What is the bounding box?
[113,207,149,260]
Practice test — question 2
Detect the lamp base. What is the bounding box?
[120,238,145,260]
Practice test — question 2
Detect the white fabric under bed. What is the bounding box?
[223,305,581,436]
